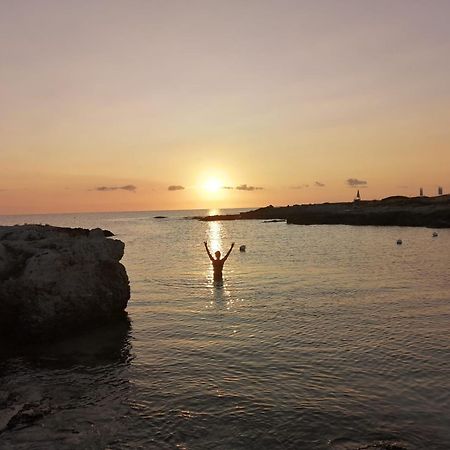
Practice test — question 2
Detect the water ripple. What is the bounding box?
[1,213,450,449]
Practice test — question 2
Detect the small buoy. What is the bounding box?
[396,239,402,245]
[239,245,246,252]
[432,232,438,237]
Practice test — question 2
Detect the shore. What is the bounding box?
[198,194,450,228]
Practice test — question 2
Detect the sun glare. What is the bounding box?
[203,178,222,193]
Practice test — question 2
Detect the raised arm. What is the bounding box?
[204,241,214,261]
[223,242,235,262]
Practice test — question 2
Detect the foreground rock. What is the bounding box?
[198,195,450,228]
[0,225,130,342]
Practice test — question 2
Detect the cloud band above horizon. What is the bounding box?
[168,185,185,191]
[346,178,368,187]
[95,185,136,192]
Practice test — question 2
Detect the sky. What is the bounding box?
[1,0,449,214]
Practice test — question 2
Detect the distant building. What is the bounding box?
[438,186,443,195]
[420,187,424,197]
[354,190,361,202]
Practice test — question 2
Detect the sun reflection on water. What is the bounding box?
[204,211,238,307]
[207,221,223,255]
[204,282,234,310]
[208,208,220,216]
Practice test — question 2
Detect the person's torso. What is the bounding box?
[212,259,225,272]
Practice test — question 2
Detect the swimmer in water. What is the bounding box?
[204,241,235,282]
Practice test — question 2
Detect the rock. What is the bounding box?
[0,387,51,433]
[89,228,107,239]
[0,225,130,342]
[199,195,450,228]
[5,399,51,430]
[0,243,11,278]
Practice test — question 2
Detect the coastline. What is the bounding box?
[197,194,450,228]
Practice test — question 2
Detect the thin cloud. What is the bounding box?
[291,184,309,189]
[314,181,325,187]
[222,186,234,190]
[236,184,263,191]
[95,184,137,192]
[346,178,367,187]
[168,185,185,191]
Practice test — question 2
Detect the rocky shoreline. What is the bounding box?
[198,195,450,228]
[0,225,130,342]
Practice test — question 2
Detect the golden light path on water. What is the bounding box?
[205,209,223,257]
[208,222,222,255]
[205,210,234,307]
[205,213,222,286]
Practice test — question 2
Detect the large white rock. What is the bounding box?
[0,225,130,341]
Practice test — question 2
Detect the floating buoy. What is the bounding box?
[432,232,438,237]
[396,239,402,245]
[239,245,246,252]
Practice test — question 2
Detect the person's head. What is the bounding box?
[215,250,221,259]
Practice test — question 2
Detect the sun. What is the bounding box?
[203,178,222,193]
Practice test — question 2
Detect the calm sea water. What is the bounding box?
[0,209,449,449]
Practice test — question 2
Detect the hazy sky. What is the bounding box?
[1,0,449,214]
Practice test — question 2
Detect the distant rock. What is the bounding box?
[199,195,450,228]
[154,216,168,219]
[0,225,130,342]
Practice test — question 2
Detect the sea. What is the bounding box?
[0,209,449,450]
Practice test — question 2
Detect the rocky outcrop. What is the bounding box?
[0,225,130,342]
[198,195,450,228]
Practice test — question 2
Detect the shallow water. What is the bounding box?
[1,210,449,449]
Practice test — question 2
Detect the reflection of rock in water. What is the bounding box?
[30,313,132,367]
[0,315,133,448]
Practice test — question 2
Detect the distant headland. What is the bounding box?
[197,195,450,228]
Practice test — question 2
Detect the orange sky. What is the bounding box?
[1,1,449,214]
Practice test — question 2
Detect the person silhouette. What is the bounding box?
[204,241,235,282]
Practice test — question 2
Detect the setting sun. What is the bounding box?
[203,178,222,193]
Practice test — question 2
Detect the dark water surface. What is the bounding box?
[1,210,449,449]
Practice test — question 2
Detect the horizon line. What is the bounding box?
[0,206,260,218]
[1,193,448,218]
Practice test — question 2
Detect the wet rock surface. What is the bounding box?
[0,225,130,342]
[0,318,132,449]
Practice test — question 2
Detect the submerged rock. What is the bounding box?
[0,225,130,342]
